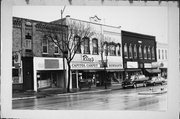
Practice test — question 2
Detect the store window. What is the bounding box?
[133,44,137,59]
[139,45,142,59]
[109,43,116,56]
[42,37,48,53]
[148,46,151,60]
[92,38,98,55]
[74,36,81,53]
[129,44,133,58]
[124,43,128,58]
[144,46,147,59]
[83,37,90,54]
[152,47,155,59]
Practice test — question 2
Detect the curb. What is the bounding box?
[13,88,113,100]
[138,90,167,95]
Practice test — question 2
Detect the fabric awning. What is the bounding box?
[146,69,161,74]
[125,69,141,72]
[106,69,124,72]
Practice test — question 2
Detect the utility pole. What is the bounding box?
[61,6,66,92]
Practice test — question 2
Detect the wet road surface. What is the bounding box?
[12,85,167,111]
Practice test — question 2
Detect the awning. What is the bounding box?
[146,69,161,74]
[125,69,141,72]
[106,69,124,72]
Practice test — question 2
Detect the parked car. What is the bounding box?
[147,76,166,86]
[122,75,149,88]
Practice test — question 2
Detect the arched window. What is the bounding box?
[124,43,128,58]
[133,44,137,59]
[104,42,108,56]
[116,43,121,56]
[42,36,48,53]
[144,46,147,59]
[129,44,133,58]
[148,46,151,59]
[162,50,164,59]
[92,38,98,55]
[83,37,90,54]
[74,36,81,53]
[152,47,155,59]
[109,42,116,56]
[139,45,142,59]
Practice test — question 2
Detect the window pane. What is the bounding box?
[144,46,147,59]
[84,38,90,54]
[92,39,98,55]
[42,38,48,53]
[134,45,137,59]
[124,44,128,58]
[129,44,132,58]
[139,45,142,59]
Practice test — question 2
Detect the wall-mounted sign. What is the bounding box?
[144,63,152,68]
[127,62,138,68]
[71,63,100,69]
[108,63,123,69]
[82,55,94,62]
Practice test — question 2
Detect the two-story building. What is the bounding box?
[121,30,159,79]
[52,15,123,89]
[12,17,68,91]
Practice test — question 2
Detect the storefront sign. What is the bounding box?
[82,55,94,62]
[45,59,59,68]
[144,63,152,68]
[71,63,100,69]
[108,63,123,69]
[127,62,138,68]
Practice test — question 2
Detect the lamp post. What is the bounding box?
[61,6,67,92]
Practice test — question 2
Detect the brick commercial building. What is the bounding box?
[12,17,68,91]
[121,30,158,79]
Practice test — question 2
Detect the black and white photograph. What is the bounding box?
[1,0,179,119]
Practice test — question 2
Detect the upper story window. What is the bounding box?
[133,44,137,59]
[165,50,167,59]
[162,50,164,60]
[116,43,121,56]
[124,43,128,58]
[54,39,59,54]
[109,42,116,56]
[139,45,142,59]
[42,36,48,54]
[74,36,81,53]
[158,49,161,59]
[144,46,147,59]
[92,38,98,55]
[25,33,32,49]
[104,42,108,56]
[83,37,90,54]
[152,47,155,60]
[148,46,151,60]
[129,44,133,58]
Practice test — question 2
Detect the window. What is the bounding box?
[83,38,90,54]
[109,43,116,56]
[92,38,98,55]
[158,49,161,59]
[42,37,48,53]
[124,43,128,58]
[25,33,32,49]
[162,50,164,59]
[152,47,155,59]
[116,44,121,56]
[148,46,151,60]
[104,42,108,56]
[133,44,137,59]
[139,45,142,59]
[74,36,81,53]
[129,44,133,58]
[144,46,147,59]
[165,50,167,59]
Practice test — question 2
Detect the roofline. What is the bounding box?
[121,30,155,38]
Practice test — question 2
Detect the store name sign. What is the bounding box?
[127,62,138,68]
[82,55,94,62]
[71,63,99,69]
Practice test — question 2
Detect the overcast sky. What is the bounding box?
[13,6,168,43]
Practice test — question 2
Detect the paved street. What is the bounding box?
[12,85,167,111]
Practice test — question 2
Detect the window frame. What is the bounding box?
[139,45,142,59]
[133,44,137,59]
[124,43,128,58]
[83,37,90,54]
[92,38,98,55]
[42,37,48,54]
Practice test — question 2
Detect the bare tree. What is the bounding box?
[46,20,95,92]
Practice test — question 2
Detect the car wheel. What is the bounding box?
[153,82,155,86]
[143,82,147,87]
[133,83,137,88]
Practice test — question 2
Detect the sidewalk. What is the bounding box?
[13,84,122,100]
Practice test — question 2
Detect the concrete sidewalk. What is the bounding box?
[13,84,122,100]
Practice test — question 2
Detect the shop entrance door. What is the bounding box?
[51,72,57,88]
[72,72,77,88]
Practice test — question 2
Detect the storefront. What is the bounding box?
[33,57,65,91]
